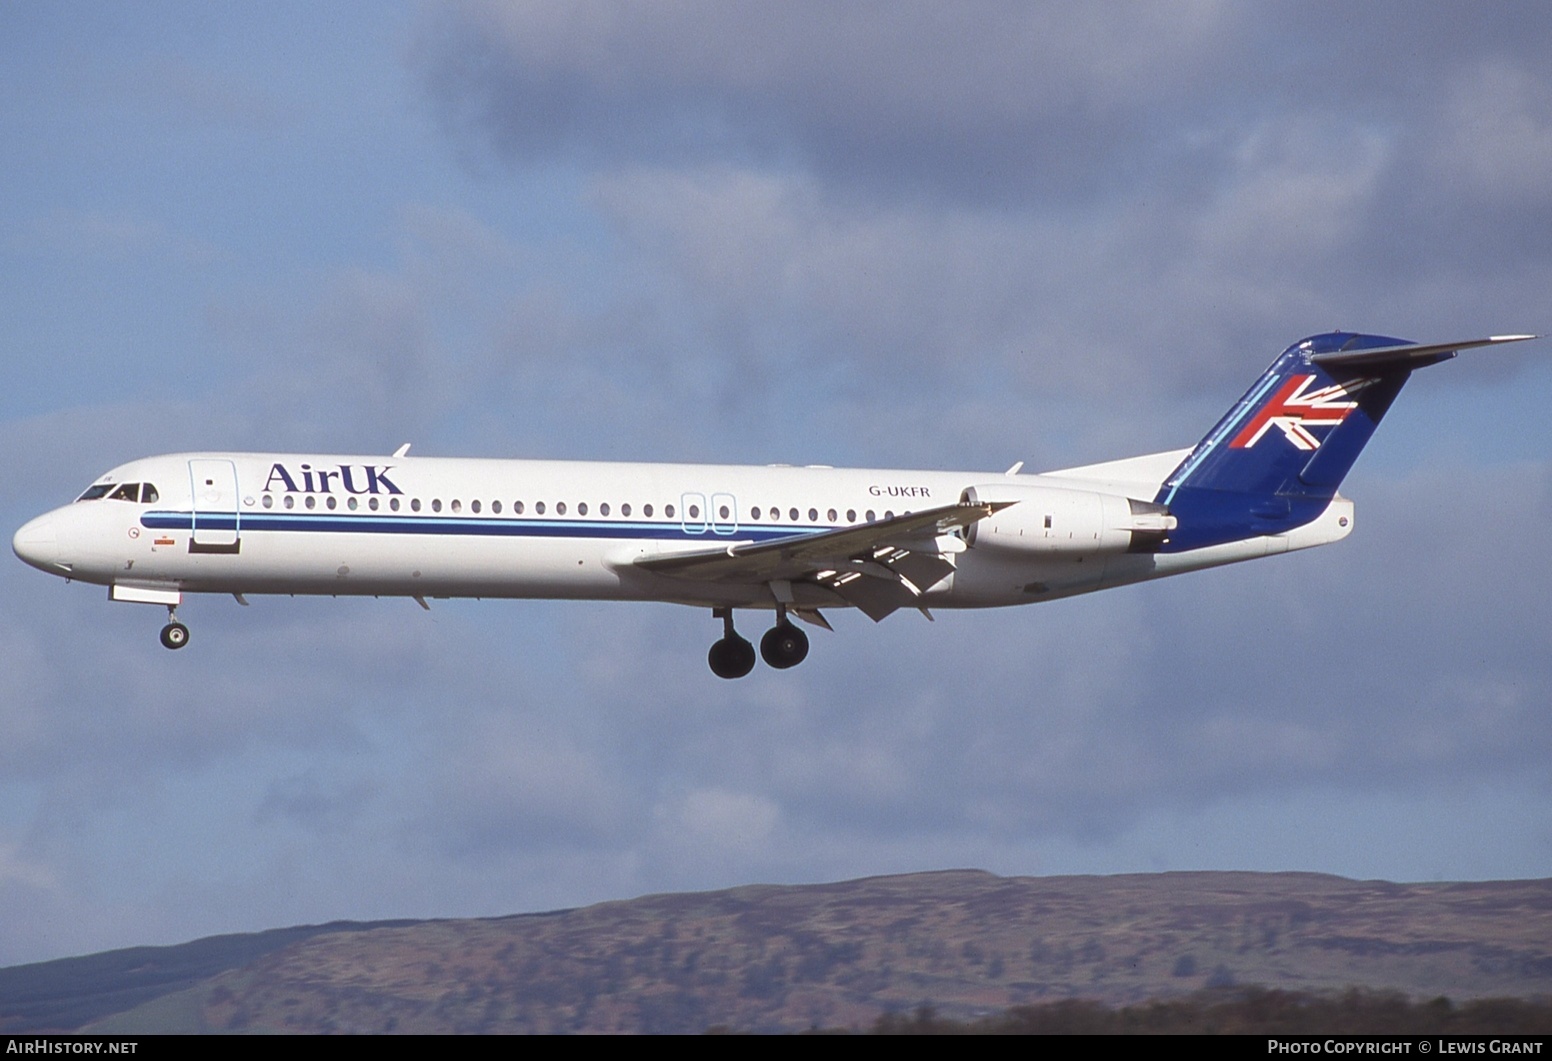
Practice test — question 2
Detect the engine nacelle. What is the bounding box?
[960,483,1175,556]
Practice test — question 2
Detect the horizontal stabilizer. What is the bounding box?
[1311,334,1537,371]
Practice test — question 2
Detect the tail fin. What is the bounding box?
[1156,332,1536,551]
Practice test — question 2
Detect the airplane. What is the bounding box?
[12,331,1538,678]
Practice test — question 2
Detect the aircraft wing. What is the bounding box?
[635,500,1009,621]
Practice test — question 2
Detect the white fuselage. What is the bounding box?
[13,450,1353,615]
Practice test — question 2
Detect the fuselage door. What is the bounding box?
[710,492,738,536]
[188,458,241,553]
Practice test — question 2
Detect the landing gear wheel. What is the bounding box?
[160,621,190,650]
[708,636,756,679]
[760,622,809,669]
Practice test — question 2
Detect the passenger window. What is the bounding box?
[451,499,461,513]
[578,502,588,516]
[326,497,337,510]
[432,499,442,513]
[847,509,856,522]
[751,507,761,520]
[665,504,675,518]
[866,510,875,521]
[808,508,817,522]
[368,497,379,511]
[471,500,480,514]
[390,498,400,511]
[141,484,159,504]
[600,503,610,516]
[827,509,836,522]
[491,500,501,514]
[411,498,422,512]
[557,502,567,515]
[305,496,316,510]
[262,495,273,509]
[536,502,546,515]
[621,503,630,516]
[789,508,799,521]
[347,497,358,511]
[284,495,295,510]
[719,505,730,519]
[688,504,700,519]
[515,501,525,514]
[643,504,653,517]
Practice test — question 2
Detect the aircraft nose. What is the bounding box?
[13,514,65,574]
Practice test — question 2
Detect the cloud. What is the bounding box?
[418,1,1236,204]
[6,210,223,266]
[1434,59,1552,208]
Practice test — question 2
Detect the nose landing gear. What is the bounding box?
[160,605,190,650]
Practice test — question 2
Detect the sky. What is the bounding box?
[3,1,1552,967]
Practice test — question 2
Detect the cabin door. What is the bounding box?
[188,458,241,553]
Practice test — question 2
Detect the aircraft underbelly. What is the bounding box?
[175,530,629,599]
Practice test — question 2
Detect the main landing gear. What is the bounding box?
[160,605,190,650]
[708,608,756,679]
[760,618,809,670]
[708,607,810,678]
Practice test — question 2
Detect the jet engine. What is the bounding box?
[959,484,1175,556]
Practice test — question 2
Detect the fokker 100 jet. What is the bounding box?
[13,332,1538,677]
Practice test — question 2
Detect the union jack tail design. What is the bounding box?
[1155,332,1417,552]
[1148,331,1536,553]
[1229,375,1375,450]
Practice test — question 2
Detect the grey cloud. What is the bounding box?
[417,0,1238,204]
[417,3,1552,211]
[416,2,1552,366]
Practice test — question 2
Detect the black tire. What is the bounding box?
[760,622,809,669]
[160,622,190,650]
[708,635,756,679]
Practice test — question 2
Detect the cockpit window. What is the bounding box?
[79,482,157,502]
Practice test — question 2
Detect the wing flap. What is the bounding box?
[827,570,917,622]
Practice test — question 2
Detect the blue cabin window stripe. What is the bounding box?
[142,511,821,542]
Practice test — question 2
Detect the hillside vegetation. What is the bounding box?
[3,870,1548,1034]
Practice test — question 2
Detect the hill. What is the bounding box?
[4,870,1549,1033]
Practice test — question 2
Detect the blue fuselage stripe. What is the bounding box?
[144,511,821,544]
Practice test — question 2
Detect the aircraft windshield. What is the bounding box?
[76,482,159,503]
